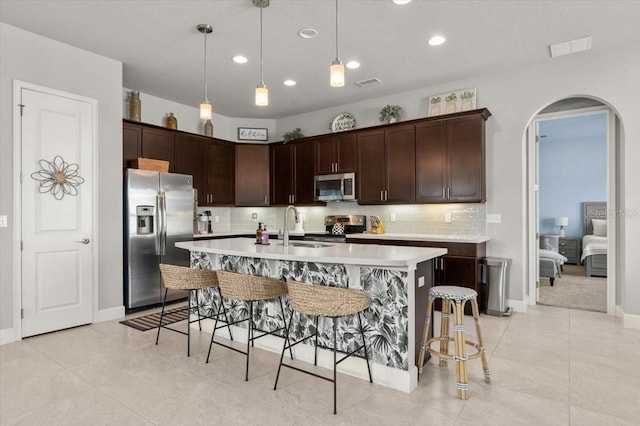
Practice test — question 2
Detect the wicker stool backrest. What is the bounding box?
[216,270,287,302]
[286,280,371,318]
[159,264,219,291]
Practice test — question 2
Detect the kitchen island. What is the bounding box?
[176,237,446,393]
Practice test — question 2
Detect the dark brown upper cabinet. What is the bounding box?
[235,144,269,207]
[122,122,142,170]
[141,127,175,172]
[416,109,489,203]
[357,125,415,204]
[316,132,357,175]
[174,133,209,205]
[208,139,235,206]
[270,140,318,205]
[173,134,235,206]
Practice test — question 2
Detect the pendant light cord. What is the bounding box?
[260,5,264,84]
[203,29,209,103]
[335,0,339,60]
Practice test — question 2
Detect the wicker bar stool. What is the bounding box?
[274,280,373,415]
[417,285,490,399]
[206,270,292,381]
[156,264,233,357]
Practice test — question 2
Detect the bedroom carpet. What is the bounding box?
[539,265,606,312]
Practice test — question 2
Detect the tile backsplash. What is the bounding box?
[199,203,486,236]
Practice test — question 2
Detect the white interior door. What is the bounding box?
[20,87,94,337]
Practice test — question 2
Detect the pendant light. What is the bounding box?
[197,24,213,119]
[254,0,269,106]
[330,0,345,87]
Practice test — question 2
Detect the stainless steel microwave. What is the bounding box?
[314,173,356,202]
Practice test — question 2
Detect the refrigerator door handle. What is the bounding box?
[155,192,162,255]
[160,191,168,256]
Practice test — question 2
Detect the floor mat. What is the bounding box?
[120,306,188,331]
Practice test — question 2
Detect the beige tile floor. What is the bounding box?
[2,305,639,425]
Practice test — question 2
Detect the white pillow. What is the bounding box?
[592,218,607,237]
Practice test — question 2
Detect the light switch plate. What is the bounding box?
[390,213,396,222]
[418,276,425,287]
[214,215,219,223]
[487,214,502,223]
[251,212,258,222]
[0,215,6,228]
[444,213,452,223]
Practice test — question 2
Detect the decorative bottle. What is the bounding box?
[166,113,177,130]
[256,222,263,244]
[129,91,141,121]
[261,225,269,244]
[204,119,213,137]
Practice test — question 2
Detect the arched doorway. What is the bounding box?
[525,96,619,314]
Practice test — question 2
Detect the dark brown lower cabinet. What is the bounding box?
[347,237,486,316]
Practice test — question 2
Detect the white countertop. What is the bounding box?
[194,231,305,239]
[345,233,490,243]
[177,237,446,269]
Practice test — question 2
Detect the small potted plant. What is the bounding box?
[283,127,304,143]
[379,105,402,124]
[429,96,442,116]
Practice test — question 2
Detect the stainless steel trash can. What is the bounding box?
[482,257,513,317]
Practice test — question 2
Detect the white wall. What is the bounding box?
[0,23,123,334]
[278,46,640,315]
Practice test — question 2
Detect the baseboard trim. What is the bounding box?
[506,298,528,313]
[623,311,640,329]
[96,306,125,322]
[0,327,17,345]
[616,304,624,318]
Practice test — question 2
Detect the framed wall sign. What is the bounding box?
[237,127,268,141]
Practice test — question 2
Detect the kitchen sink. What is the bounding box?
[279,242,333,248]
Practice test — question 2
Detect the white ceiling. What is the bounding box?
[1,0,639,119]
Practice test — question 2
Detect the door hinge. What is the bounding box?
[21,241,24,251]
[18,104,25,116]
[21,308,24,319]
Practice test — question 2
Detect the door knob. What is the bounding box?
[76,238,90,244]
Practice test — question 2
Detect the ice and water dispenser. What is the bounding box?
[136,205,154,235]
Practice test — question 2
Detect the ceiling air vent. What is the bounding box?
[354,77,382,88]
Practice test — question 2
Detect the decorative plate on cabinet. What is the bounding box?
[330,113,356,133]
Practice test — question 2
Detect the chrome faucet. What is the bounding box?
[283,205,300,247]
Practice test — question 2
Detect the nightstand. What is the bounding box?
[559,237,582,264]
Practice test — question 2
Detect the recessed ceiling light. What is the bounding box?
[232,55,248,64]
[298,28,318,39]
[346,60,360,69]
[283,79,296,86]
[393,0,412,4]
[428,35,446,46]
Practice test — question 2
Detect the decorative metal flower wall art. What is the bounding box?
[30,155,85,200]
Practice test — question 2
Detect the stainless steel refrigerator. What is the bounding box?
[124,169,193,311]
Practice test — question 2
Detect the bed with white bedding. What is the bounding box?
[582,202,607,277]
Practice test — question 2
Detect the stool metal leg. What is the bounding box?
[245,301,253,381]
[273,309,295,391]
[187,289,194,357]
[195,289,202,331]
[155,288,168,346]
[333,317,337,415]
[417,296,435,377]
[358,312,373,383]
[440,299,451,367]
[313,316,319,366]
[471,297,491,384]
[278,296,294,360]
[453,300,469,400]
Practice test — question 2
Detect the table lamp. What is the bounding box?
[556,217,568,237]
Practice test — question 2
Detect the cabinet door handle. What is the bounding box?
[447,187,451,200]
[264,195,267,205]
[386,190,389,201]
[442,187,446,199]
[380,190,384,201]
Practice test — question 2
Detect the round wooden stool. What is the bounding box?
[417,285,490,399]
